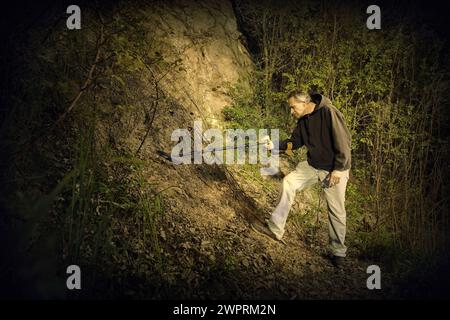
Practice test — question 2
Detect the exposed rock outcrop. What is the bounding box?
[142,0,253,126]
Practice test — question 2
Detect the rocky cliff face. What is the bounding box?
[142,0,253,126]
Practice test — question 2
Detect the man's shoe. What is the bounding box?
[330,255,345,268]
[250,221,286,244]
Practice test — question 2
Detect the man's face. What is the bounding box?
[288,97,309,119]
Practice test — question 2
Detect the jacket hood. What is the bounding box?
[310,93,332,114]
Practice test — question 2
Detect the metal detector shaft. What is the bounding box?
[157,142,277,163]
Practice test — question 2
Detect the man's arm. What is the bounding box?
[330,109,351,171]
[328,108,351,187]
[278,123,304,152]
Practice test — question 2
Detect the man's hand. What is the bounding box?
[259,135,274,150]
[328,170,345,187]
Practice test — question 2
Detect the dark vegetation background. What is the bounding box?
[0,0,449,299]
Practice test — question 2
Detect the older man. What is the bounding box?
[252,91,352,267]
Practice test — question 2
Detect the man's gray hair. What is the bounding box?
[287,90,311,103]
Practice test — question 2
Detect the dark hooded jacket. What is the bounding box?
[278,94,351,171]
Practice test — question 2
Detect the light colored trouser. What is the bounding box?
[267,161,350,257]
